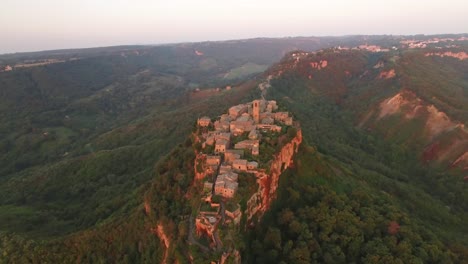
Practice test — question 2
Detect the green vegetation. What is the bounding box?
[223,63,269,80]
[0,41,266,262]
[0,35,467,262]
[245,147,466,263]
[244,68,468,262]
[234,172,258,206]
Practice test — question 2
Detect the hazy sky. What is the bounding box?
[1,0,467,54]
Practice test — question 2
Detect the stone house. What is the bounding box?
[234,140,259,150]
[206,155,221,166]
[266,100,278,112]
[216,132,231,142]
[274,112,289,122]
[207,131,231,142]
[274,112,287,119]
[214,120,230,132]
[219,165,233,174]
[247,161,258,170]
[234,140,260,155]
[229,104,248,119]
[215,139,229,153]
[198,116,211,127]
[256,124,282,133]
[220,114,232,122]
[224,151,241,164]
[232,159,248,171]
[230,120,255,135]
[261,116,274,125]
[214,172,239,198]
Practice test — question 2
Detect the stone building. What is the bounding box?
[214,172,239,198]
[274,112,293,125]
[198,116,211,127]
[234,140,260,155]
[266,100,278,112]
[247,161,258,170]
[229,104,248,119]
[215,139,229,153]
[232,159,248,171]
[224,149,243,164]
[257,124,282,133]
[261,116,274,125]
[207,132,231,142]
[214,120,230,132]
[206,155,221,166]
[253,100,261,124]
[230,119,255,135]
[219,165,233,174]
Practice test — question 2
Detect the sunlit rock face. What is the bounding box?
[246,129,302,222]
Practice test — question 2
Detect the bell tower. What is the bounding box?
[253,100,260,124]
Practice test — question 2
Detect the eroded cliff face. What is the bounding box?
[151,223,170,264]
[377,90,467,139]
[370,90,468,172]
[378,69,396,79]
[247,129,302,221]
[425,51,468,60]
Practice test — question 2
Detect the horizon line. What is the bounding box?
[1,32,467,56]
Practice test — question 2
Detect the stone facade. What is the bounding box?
[206,155,221,166]
[232,159,248,171]
[234,140,259,155]
[198,116,211,127]
[214,172,239,198]
[229,104,248,119]
[253,100,261,124]
[215,139,229,153]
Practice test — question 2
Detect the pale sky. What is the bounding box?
[1,0,467,54]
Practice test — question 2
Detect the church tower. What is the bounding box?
[253,100,260,124]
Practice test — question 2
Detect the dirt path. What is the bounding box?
[188,216,210,252]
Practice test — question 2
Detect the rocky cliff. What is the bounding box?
[425,51,468,60]
[369,90,468,171]
[247,129,302,221]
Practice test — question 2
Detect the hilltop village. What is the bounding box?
[192,98,296,250]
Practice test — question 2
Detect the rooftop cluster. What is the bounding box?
[195,98,294,228]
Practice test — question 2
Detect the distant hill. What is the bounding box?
[266,38,468,173]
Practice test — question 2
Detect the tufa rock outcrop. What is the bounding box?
[247,129,302,221]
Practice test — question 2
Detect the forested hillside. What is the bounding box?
[0,35,467,262]
[244,74,468,263]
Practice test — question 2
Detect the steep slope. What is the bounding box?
[245,73,468,263]
[245,146,468,263]
[265,39,468,173]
